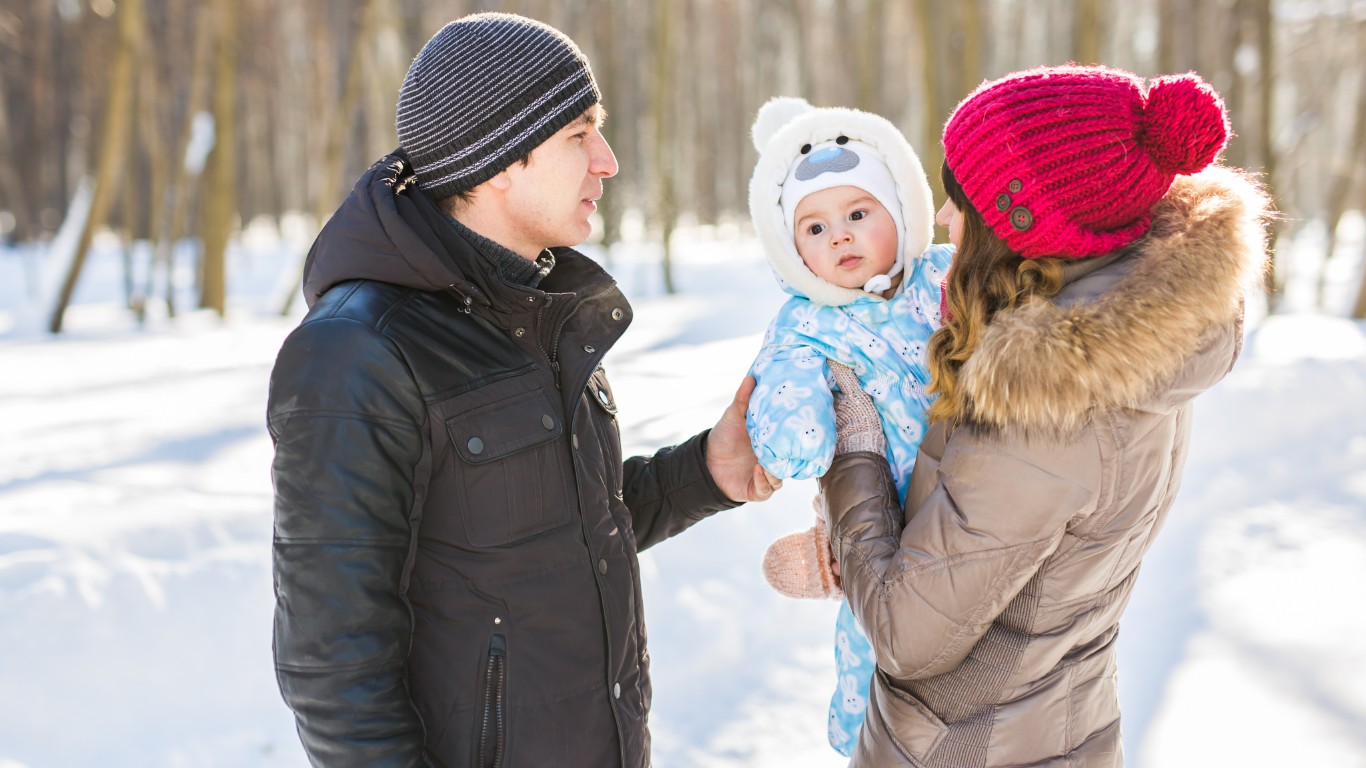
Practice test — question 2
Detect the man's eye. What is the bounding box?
[808,223,825,236]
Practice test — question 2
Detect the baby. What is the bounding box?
[745,97,952,755]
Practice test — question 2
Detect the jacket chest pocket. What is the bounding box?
[446,389,574,547]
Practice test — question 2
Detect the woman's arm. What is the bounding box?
[819,366,1102,680]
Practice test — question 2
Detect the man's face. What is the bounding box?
[500,106,618,255]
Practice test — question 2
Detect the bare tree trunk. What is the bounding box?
[121,119,141,311]
[1158,0,1199,74]
[1249,0,1280,311]
[914,0,944,201]
[49,0,144,334]
[199,0,239,316]
[365,0,407,160]
[0,65,34,242]
[280,0,381,316]
[653,0,678,294]
[1353,234,1366,319]
[857,0,881,112]
[1319,26,1366,309]
[790,0,813,98]
[958,0,984,100]
[156,6,216,320]
[592,0,622,250]
[1073,0,1105,64]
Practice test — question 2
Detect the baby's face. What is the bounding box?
[793,186,898,290]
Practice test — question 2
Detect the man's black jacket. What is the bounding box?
[268,153,737,767]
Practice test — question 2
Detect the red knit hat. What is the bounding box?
[942,65,1229,259]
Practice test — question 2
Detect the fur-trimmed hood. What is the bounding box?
[956,166,1271,434]
[749,98,934,306]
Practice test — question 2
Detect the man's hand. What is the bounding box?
[706,377,782,503]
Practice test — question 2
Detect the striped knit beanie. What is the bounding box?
[942,65,1228,259]
[396,13,601,199]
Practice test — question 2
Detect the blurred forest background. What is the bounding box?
[2,0,1365,332]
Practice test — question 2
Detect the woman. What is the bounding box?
[818,65,1270,766]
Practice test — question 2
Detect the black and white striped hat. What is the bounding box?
[396,13,600,200]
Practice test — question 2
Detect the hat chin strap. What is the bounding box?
[859,229,906,295]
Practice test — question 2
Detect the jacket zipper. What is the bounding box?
[479,633,507,768]
[544,282,629,765]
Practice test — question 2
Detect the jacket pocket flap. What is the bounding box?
[872,670,949,761]
[447,390,564,465]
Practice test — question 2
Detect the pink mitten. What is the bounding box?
[762,497,841,599]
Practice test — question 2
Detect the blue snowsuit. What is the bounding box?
[746,242,953,754]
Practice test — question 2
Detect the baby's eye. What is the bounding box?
[807,223,826,236]
[850,210,867,221]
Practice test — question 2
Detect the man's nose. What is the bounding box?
[591,133,618,178]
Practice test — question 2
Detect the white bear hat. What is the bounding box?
[749,97,934,306]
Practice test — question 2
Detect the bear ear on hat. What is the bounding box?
[752,97,813,152]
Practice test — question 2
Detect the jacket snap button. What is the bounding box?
[584,344,595,354]
[611,308,624,321]
[572,433,579,449]
[514,327,525,338]
[597,389,610,405]
[613,682,621,698]
[542,414,554,430]
[598,558,608,574]
[467,437,484,455]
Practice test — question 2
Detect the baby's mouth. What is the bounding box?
[838,255,863,268]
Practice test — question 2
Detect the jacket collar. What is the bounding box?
[302,150,615,314]
[954,166,1271,434]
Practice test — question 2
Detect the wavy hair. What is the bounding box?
[926,163,1068,424]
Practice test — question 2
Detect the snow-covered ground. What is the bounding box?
[1,218,1364,767]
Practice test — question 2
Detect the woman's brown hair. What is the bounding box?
[926,163,1068,423]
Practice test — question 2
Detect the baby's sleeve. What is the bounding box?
[746,336,838,481]
[912,243,954,301]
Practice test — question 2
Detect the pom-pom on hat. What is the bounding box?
[396,13,601,200]
[942,65,1229,259]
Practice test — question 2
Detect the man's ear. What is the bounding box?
[487,168,513,192]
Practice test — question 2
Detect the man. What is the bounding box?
[267,13,778,767]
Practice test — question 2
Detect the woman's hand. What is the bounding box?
[828,362,886,455]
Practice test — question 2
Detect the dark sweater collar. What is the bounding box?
[444,212,555,289]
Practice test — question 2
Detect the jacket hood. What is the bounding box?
[956,166,1271,434]
[302,151,486,308]
[748,98,934,307]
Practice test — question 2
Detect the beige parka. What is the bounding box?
[819,167,1270,767]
